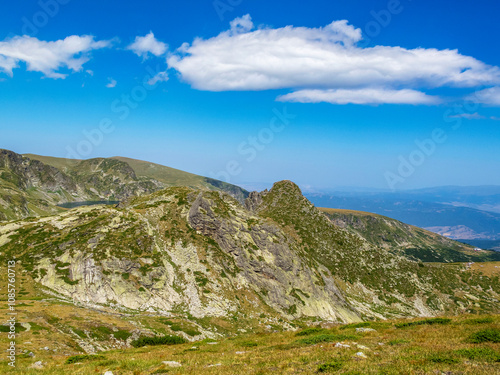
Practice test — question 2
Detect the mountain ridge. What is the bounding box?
[306,193,500,240]
[2,180,498,329]
[0,149,248,221]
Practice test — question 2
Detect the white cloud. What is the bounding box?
[448,112,486,120]
[147,71,169,86]
[0,35,110,79]
[168,15,500,105]
[277,88,439,105]
[469,87,500,106]
[106,77,117,88]
[229,14,254,34]
[127,32,167,58]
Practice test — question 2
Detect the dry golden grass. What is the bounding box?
[470,261,500,276]
[1,304,499,374]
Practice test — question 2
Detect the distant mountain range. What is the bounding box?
[305,188,500,243]
[403,185,500,214]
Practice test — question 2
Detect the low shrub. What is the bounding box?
[295,327,325,336]
[241,341,258,347]
[464,317,494,325]
[0,323,26,333]
[467,328,500,343]
[131,335,187,348]
[317,360,343,372]
[428,354,459,364]
[395,318,451,328]
[113,330,132,341]
[339,322,370,330]
[183,328,201,337]
[65,354,106,364]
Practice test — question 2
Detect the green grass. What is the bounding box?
[296,333,358,345]
[0,310,499,374]
[455,347,500,362]
[388,339,410,345]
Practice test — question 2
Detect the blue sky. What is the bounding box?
[1,0,499,191]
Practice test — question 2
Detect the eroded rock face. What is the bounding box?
[187,191,358,321]
[0,149,77,191]
[244,190,267,212]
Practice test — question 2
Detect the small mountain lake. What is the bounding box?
[57,201,120,209]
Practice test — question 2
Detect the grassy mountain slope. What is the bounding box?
[111,156,248,202]
[306,193,500,240]
[110,156,211,188]
[319,207,500,263]
[252,182,500,318]
[0,308,498,374]
[26,153,248,202]
[1,181,499,343]
[0,150,248,221]
[23,153,81,172]
[0,150,161,221]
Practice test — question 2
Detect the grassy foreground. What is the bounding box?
[2,314,499,374]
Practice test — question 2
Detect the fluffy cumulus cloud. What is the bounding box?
[0,35,110,79]
[127,32,167,58]
[168,15,500,105]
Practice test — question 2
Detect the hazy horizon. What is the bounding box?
[5,147,500,193]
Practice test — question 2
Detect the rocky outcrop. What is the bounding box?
[188,191,359,321]
[0,149,77,191]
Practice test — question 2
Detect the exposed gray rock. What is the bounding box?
[162,361,182,367]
